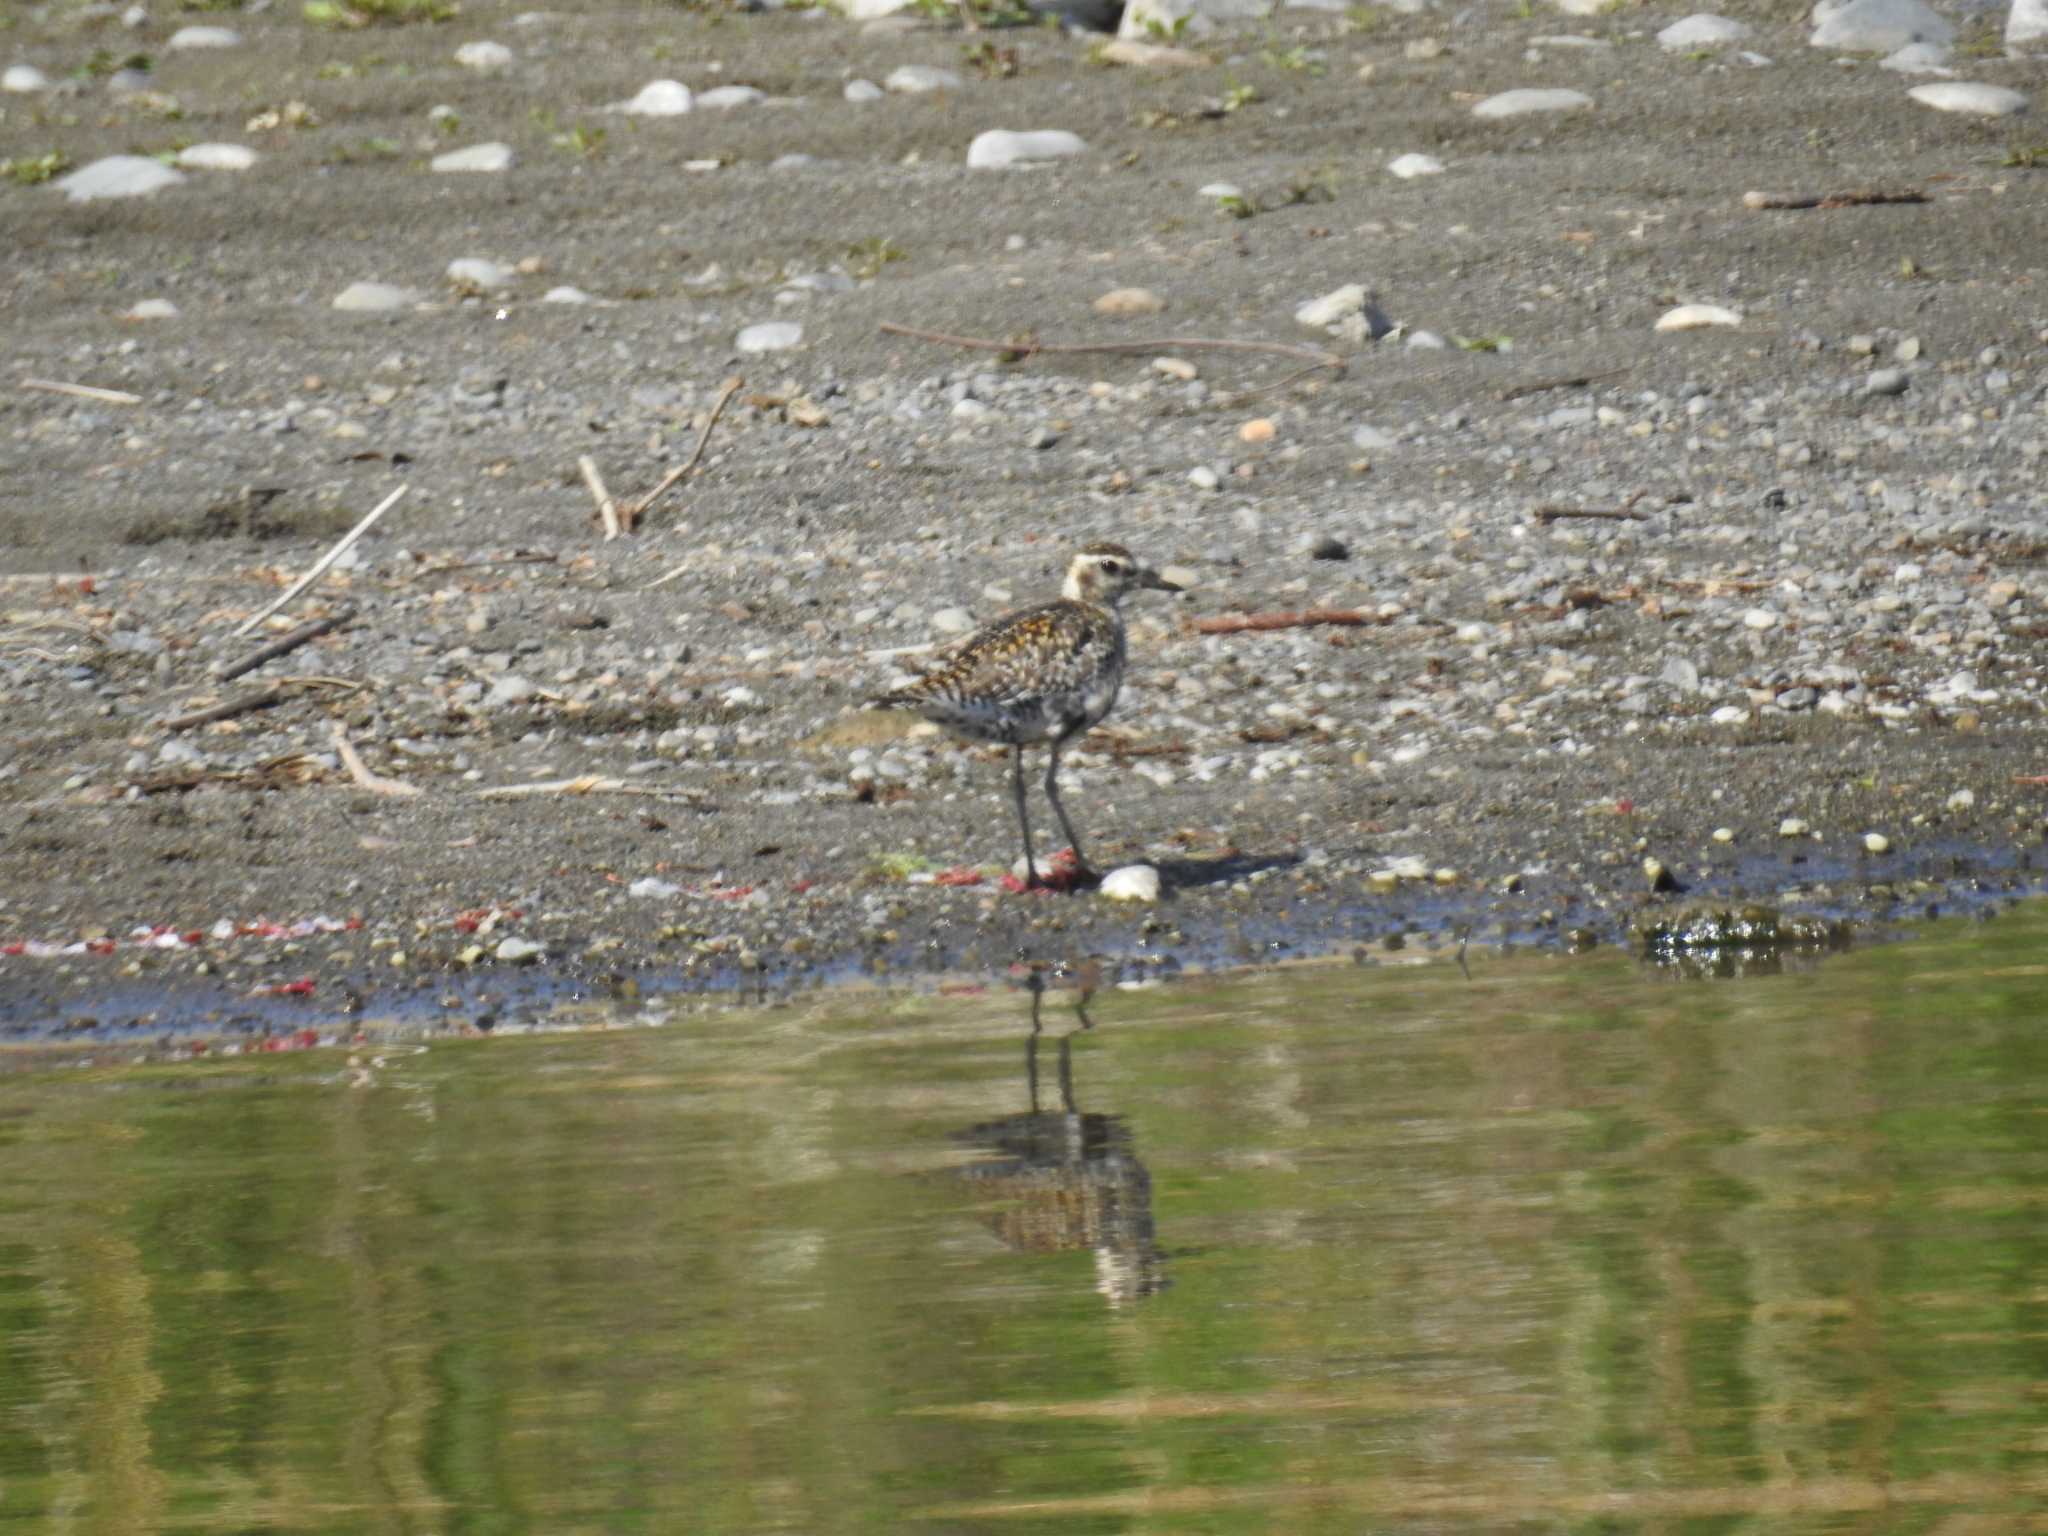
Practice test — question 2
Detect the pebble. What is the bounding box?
[736,321,803,353]
[843,79,884,103]
[541,285,593,304]
[1863,832,1891,854]
[1386,152,1445,179]
[628,878,683,899]
[1863,367,1910,397]
[431,143,515,173]
[125,298,178,320]
[1742,607,1779,629]
[55,156,185,203]
[1099,864,1162,903]
[455,40,514,71]
[1711,827,1735,843]
[494,937,544,964]
[1295,284,1368,328]
[1198,182,1242,200]
[1906,82,2030,117]
[1655,304,1741,331]
[1470,88,1592,119]
[967,129,1086,169]
[1810,0,1953,53]
[696,85,765,109]
[1152,356,1198,381]
[1657,14,1750,51]
[1188,466,1221,490]
[448,257,514,292]
[1779,818,1811,837]
[1239,417,1276,444]
[886,65,962,94]
[168,25,241,49]
[1881,41,1954,74]
[618,79,691,115]
[175,143,258,171]
[484,674,539,708]
[1094,287,1167,315]
[332,281,418,312]
[3,64,51,93]
[929,607,976,635]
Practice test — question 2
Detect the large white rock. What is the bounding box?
[967,128,1086,168]
[447,257,514,291]
[455,40,514,71]
[332,282,418,312]
[2014,0,2048,48]
[56,155,185,202]
[885,64,962,93]
[167,25,241,49]
[1655,303,1742,331]
[1099,864,1162,903]
[736,321,803,353]
[1907,80,2030,115]
[1295,284,1368,327]
[1658,14,1752,51]
[618,79,691,115]
[1119,0,1273,42]
[1471,87,1592,118]
[175,142,258,171]
[843,78,884,102]
[126,298,179,320]
[1810,0,1952,53]
[1386,152,1445,178]
[3,64,51,93]
[431,142,514,172]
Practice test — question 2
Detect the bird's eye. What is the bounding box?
[1103,560,1124,575]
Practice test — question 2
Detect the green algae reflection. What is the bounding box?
[3,905,2048,1532]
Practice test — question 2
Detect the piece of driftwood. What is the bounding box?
[24,378,142,405]
[1532,505,1649,524]
[163,689,285,732]
[233,486,406,638]
[473,774,706,802]
[578,455,622,541]
[1742,188,1926,211]
[1193,609,1386,635]
[214,607,355,681]
[879,321,1345,380]
[630,375,744,528]
[1499,367,1629,401]
[331,722,421,798]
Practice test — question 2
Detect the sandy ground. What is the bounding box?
[3,0,2046,1036]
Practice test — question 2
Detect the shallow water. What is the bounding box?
[4,909,2047,1533]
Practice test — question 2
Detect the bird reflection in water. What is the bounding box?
[949,969,1166,1306]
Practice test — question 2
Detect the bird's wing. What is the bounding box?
[895,602,1106,708]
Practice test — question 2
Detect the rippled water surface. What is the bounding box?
[5,909,2048,1532]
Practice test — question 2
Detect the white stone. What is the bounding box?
[696,85,765,109]
[1881,40,1954,72]
[885,64,962,94]
[1778,817,1810,837]
[1405,330,1446,349]
[168,25,241,49]
[1742,607,1778,630]
[541,285,592,304]
[1907,81,2029,116]
[628,877,683,899]
[55,155,185,203]
[1198,181,1242,199]
[771,154,818,171]
[1099,864,1162,903]
[1295,284,1368,328]
[2014,0,2048,48]
[1863,831,1891,853]
[2,64,51,93]
[840,0,915,15]
[843,78,884,103]
[1471,87,1592,118]
[447,257,513,291]
[1188,465,1221,490]
[126,298,178,320]
[332,281,418,312]
[1810,0,1952,53]
[1655,303,1742,331]
[967,129,1086,168]
[1387,152,1445,178]
[1948,788,1976,810]
[619,79,691,115]
[1119,0,1271,41]
[736,321,803,353]
[929,607,976,634]
[455,40,514,71]
[175,142,258,171]
[494,937,543,963]
[432,142,514,173]
[1658,14,1751,50]
[1550,0,1608,13]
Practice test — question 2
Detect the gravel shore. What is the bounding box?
[3,0,2045,1036]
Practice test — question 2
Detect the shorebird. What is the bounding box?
[868,543,1180,889]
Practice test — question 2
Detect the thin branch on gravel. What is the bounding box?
[213,606,356,682]
[1499,367,1629,401]
[24,378,143,406]
[1192,609,1389,635]
[233,486,406,638]
[578,455,622,541]
[473,774,707,802]
[1531,505,1649,524]
[331,721,422,798]
[879,322,1346,380]
[629,375,744,530]
[163,689,286,732]
[1742,187,1926,211]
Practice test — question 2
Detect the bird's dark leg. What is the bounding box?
[1043,733,1094,881]
[1011,743,1040,890]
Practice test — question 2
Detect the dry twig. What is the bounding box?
[1742,188,1926,211]
[24,378,143,406]
[629,375,744,528]
[1193,609,1387,635]
[879,322,1345,380]
[578,455,622,541]
[474,774,705,801]
[214,606,356,681]
[163,689,286,732]
[331,721,422,798]
[1499,367,1629,401]
[1532,504,1649,524]
[233,485,406,638]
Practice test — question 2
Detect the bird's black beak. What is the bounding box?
[1141,568,1182,594]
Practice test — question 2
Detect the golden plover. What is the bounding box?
[869,543,1180,889]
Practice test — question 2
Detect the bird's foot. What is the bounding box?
[1004,848,1092,894]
